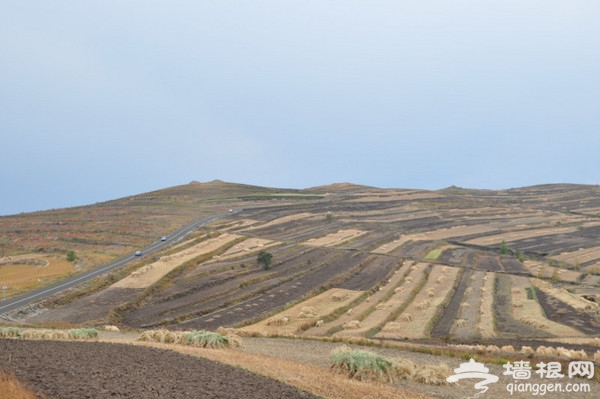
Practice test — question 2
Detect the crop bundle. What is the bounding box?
[0,327,21,338]
[330,346,451,385]
[330,346,396,382]
[136,329,241,348]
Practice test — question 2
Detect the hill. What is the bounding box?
[2,181,599,333]
[2,181,600,398]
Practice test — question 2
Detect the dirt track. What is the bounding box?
[0,339,321,399]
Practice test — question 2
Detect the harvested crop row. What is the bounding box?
[464,225,580,246]
[531,278,599,311]
[136,329,241,348]
[510,276,584,337]
[551,245,600,266]
[523,261,583,283]
[377,265,460,339]
[238,288,362,336]
[332,262,428,338]
[476,272,497,339]
[11,328,99,341]
[451,271,486,340]
[372,236,413,254]
[407,224,497,241]
[304,229,366,247]
[213,237,279,260]
[113,233,243,289]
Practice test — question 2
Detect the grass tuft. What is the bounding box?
[67,328,99,340]
[330,346,396,382]
[0,327,21,338]
[136,329,241,348]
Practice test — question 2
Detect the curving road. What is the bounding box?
[0,210,237,316]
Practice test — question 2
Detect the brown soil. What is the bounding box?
[0,339,321,399]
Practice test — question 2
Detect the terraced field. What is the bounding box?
[3,181,600,361]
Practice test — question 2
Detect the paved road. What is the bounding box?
[0,210,237,316]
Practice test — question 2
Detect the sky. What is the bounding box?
[1,1,599,216]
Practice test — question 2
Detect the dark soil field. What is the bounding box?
[0,339,321,399]
[474,254,503,272]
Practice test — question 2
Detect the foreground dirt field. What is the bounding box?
[0,339,322,399]
[2,334,599,399]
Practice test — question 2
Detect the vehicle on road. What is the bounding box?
[161,236,167,241]
[135,251,142,256]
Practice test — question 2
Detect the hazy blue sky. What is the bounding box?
[1,1,599,215]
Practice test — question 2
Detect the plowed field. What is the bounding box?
[0,339,321,399]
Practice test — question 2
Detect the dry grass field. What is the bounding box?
[0,254,74,297]
[112,233,242,289]
[304,229,367,247]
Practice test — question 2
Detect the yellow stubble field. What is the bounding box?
[0,254,74,296]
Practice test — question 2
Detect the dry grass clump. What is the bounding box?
[381,322,402,333]
[331,292,349,302]
[137,329,182,343]
[500,345,515,353]
[521,346,534,355]
[330,346,450,386]
[298,306,317,319]
[556,347,587,360]
[593,350,600,361]
[412,364,452,385]
[485,345,501,353]
[181,330,231,348]
[512,300,523,308]
[416,300,431,310]
[393,358,417,380]
[330,346,396,382]
[342,320,361,330]
[0,327,21,338]
[536,346,557,357]
[400,313,413,322]
[267,315,291,326]
[215,327,243,346]
[0,370,45,399]
[103,325,120,332]
[20,328,95,341]
[454,319,466,328]
[519,317,549,329]
[67,328,98,340]
[136,329,241,348]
